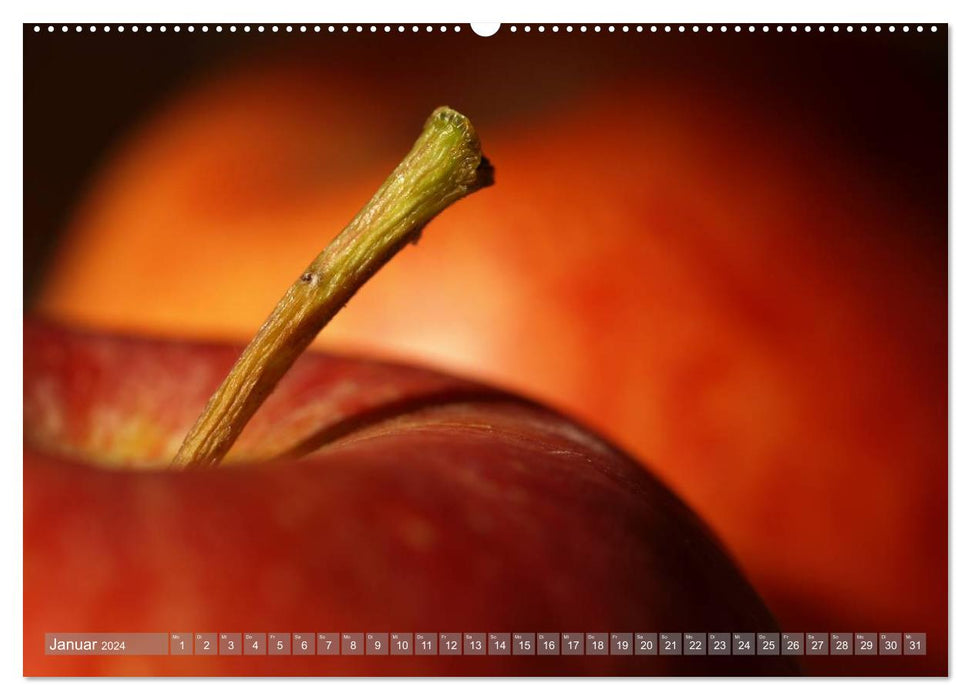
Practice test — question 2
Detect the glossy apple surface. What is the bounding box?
[25,320,797,676]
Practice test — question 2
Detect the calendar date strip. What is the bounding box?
[45,632,926,657]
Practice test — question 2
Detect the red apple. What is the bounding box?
[35,50,948,672]
[24,319,797,676]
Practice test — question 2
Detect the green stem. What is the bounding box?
[172,107,493,468]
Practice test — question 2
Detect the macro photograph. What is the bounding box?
[22,20,947,678]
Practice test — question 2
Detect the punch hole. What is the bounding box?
[470,23,500,37]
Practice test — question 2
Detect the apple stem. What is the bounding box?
[172,107,493,468]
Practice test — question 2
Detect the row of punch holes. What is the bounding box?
[32,24,940,35]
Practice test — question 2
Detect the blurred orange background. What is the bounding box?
[26,27,947,673]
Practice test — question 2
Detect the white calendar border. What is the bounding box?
[2,0,965,698]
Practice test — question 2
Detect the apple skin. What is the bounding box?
[24,320,795,676]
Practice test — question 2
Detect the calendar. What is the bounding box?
[44,632,927,657]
